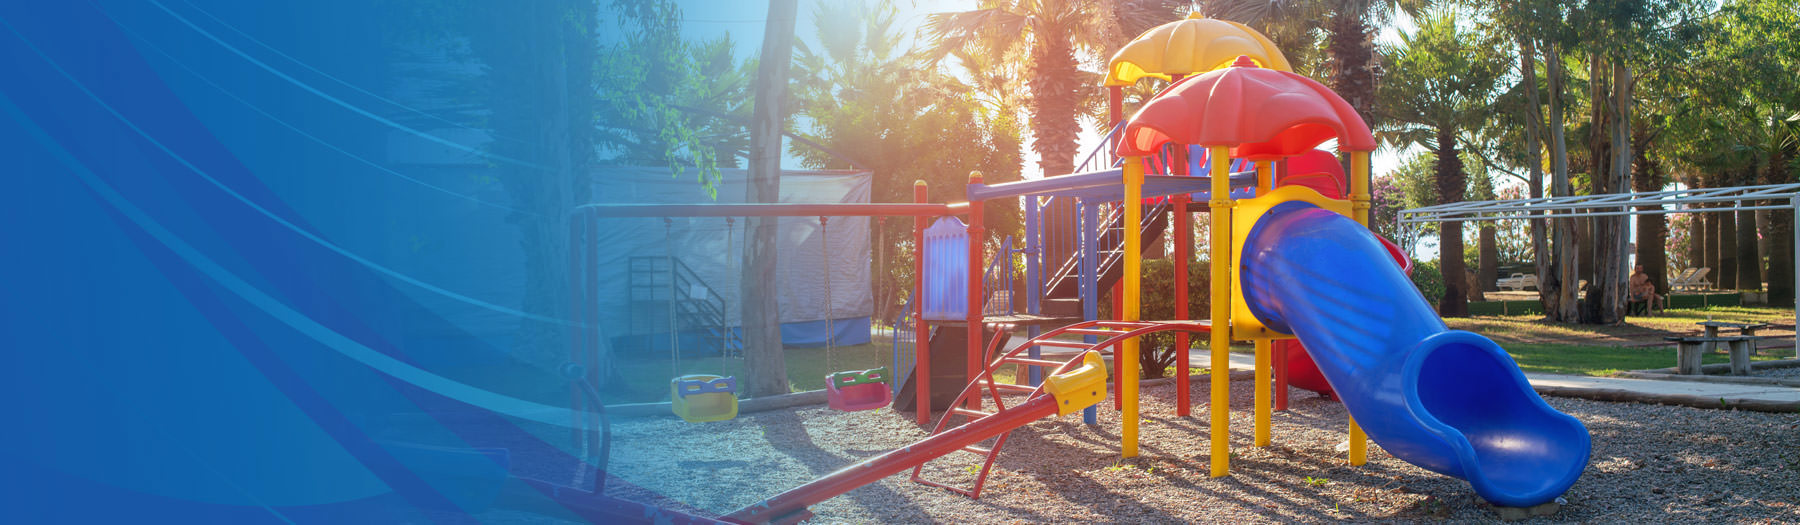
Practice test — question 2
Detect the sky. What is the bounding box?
[633,0,1423,179]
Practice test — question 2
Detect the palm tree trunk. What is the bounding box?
[1703,198,1720,280]
[741,0,798,397]
[1436,129,1469,317]
[1327,12,1377,129]
[1028,27,1081,178]
[1718,197,1738,290]
[1686,173,1707,276]
[1763,141,1796,305]
[1479,226,1499,292]
[1737,207,1762,291]
[1632,124,1668,298]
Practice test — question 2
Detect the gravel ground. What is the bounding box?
[597,379,1800,524]
[1753,365,1800,380]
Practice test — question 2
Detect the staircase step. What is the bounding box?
[1041,298,1083,316]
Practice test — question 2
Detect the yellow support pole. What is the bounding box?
[1208,145,1233,477]
[1253,160,1276,449]
[1253,339,1271,447]
[1122,158,1144,458]
[1257,160,1274,191]
[1348,150,1371,465]
[1351,151,1371,224]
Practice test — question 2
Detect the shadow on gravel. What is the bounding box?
[747,410,931,519]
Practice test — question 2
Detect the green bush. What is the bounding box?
[1411,259,1445,305]
[1101,258,1210,379]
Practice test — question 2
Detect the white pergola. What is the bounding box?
[1399,183,1800,355]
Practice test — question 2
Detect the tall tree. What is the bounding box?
[1476,0,1574,318]
[740,0,798,398]
[1206,0,1427,130]
[924,0,1174,178]
[787,0,1025,325]
[1632,121,1670,298]
[1377,11,1507,317]
[457,0,598,369]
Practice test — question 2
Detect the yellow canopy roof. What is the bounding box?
[1104,14,1292,87]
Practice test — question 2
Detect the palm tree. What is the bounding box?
[923,0,1177,178]
[1376,11,1506,316]
[1203,0,1429,129]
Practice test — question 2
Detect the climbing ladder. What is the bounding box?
[910,319,1210,498]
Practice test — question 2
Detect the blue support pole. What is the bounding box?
[1025,197,1044,386]
[1078,198,1099,424]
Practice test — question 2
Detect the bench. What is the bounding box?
[1663,336,1765,375]
[1697,321,1771,354]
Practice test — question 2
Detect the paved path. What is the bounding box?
[1524,372,1800,404]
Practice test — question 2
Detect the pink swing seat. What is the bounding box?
[825,367,891,412]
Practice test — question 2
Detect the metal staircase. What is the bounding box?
[627,256,742,357]
[909,320,1208,498]
[1041,200,1173,300]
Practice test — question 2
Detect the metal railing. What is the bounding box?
[627,256,742,357]
[888,289,919,395]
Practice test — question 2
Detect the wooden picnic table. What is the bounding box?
[1696,320,1770,338]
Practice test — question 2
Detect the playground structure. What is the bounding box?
[562,14,1591,524]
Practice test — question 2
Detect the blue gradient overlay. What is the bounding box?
[0,1,743,522]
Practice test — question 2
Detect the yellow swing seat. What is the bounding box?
[670,374,738,423]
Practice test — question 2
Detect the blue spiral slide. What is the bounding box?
[1238,201,1590,507]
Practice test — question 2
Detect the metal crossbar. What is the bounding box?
[1398,183,1800,357]
[1399,183,1800,224]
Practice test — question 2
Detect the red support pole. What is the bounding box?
[966,172,986,410]
[914,182,931,424]
[1112,278,1124,410]
[1275,341,1291,411]
[1173,195,1192,416]
[725,395,1060,524]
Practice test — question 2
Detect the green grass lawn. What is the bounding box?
[1502,343,1789,376]
[612,342,897,402]
[1447,305,1797,376]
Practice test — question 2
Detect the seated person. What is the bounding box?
[1628,265,1661,314]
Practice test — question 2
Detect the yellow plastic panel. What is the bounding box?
[1044,351,1107,416]
[1104,14,1292,86]
[1229,185,1353,339]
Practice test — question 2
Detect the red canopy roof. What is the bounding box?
[1116,58,1376,159]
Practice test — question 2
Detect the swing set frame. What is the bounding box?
[570,190,972,427]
